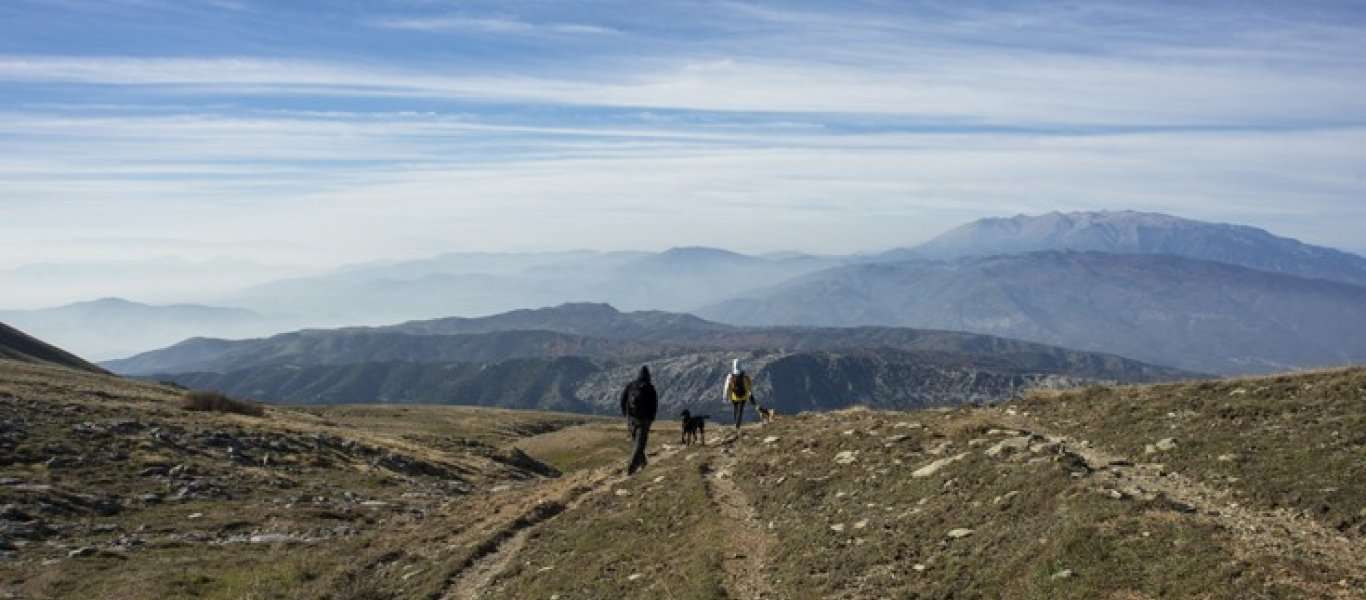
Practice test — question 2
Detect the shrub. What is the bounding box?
[180,390,265,417]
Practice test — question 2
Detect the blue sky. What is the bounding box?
[2,0,1365,299]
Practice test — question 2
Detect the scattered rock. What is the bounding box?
[68,546,98,558]
[912,453,969,478]
[926,441,954,456]
[763,436,780,445]
[912,564,927,572]
[249,533,294,544]
[1052,569,1075,580]
[853,519,868,530]
[1217,453,1240,463]
[139,465,170,477]
[985,436,1032,458]
[833,451,858,465]
[1154,438,1178,452]
[614,489,632,497]
[947,528,974,539]
[830,523,845,533]
[187,513,203,520]
[994,491,1020,507]
[627,573,643,582]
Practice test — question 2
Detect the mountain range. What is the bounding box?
[108,303,1192,414]
[15,209,1366,378]
[0,297,279,361]
[700,250,1366,374]
[893,210,1366,287]
[221,247,845,327]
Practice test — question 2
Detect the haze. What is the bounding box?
[3,0,1366,308]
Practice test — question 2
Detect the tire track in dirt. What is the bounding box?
[440,444,683,600]
[701,436,778,600]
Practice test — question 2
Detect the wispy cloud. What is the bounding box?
[1,52,1362,127]
[372,15,618,35]
[3,0,1366,301]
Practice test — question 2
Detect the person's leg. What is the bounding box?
[629,419,651,474]
[733,401,743,431]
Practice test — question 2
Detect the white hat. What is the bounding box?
[732,358,742,374]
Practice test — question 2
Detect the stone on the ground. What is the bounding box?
[946,528,974,539]
[763,436,780,444]
[627,573,643,582]
[1155,438,1178,451]
[1052,569,1075,580]
[994,490,1020,506]
[614,489,631,497]
[926,441,953,456]
[985,436,1032,458]
[830,523,845,532]
[67,546,97,558]
[853,519,868,529]
[833,451,858,465]
[249,533,293,544]
[912,453,968,478]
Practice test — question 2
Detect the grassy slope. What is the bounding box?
[489,369,1366,600]
[4,360,1362,599]
[0,359,645,600]
[1018,369,1366,535]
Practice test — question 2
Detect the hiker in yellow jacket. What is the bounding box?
[723,358,753,432]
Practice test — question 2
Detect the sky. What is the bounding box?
[2,0,1366,302]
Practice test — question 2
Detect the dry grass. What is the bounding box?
[180,389,266,417]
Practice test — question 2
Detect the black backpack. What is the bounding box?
[732,371,748,398]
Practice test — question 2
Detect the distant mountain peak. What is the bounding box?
[658,246,750,259]
[891,210,1366,287]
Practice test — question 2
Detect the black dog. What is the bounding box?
[680,409,709,446]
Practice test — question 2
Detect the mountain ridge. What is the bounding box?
[699,250,1366,374]
[894,210,1366,286]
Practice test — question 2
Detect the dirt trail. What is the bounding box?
[440,443,682,600]
[997,413,1366,598]
[702,435,778,600]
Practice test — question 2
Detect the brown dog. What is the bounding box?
[756,404,777,425]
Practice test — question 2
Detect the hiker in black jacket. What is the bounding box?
[620,365,658,475]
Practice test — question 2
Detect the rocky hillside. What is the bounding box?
[899,210,1366,286]
[104,328,673,376]
[165,348,1138,415]
[6,359,1357,599]
[0,322,105,374]
[108,304,1192,412]
[0,358,617,600]
[701,251,1366,374]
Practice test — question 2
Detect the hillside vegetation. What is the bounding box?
[2,360,1361,599]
